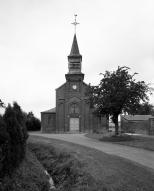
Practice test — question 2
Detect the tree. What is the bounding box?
[129,102,154,115]
[87,66,151,135]
[0,99,4,108]
[0,115,10,178]
[1,102,28,177]
[13,102,28,142]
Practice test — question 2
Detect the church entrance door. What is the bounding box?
[70,118,79,131]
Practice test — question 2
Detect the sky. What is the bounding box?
[0,0,154,118]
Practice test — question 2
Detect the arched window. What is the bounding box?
[70,103,79,114]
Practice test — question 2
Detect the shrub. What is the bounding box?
[1,102,28,178]
[26,112,41,131]
[0,115,10,178]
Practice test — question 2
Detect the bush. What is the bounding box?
[0,102,28,178]
[26,112,41,131]
[0,115,10,178]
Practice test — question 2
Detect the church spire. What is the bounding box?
[69,34,80,56]
[67,15,82,74]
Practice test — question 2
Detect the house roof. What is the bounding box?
[122,115,154,121]
[41,107,56,113]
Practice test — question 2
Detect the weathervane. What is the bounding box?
[71,14,79,34]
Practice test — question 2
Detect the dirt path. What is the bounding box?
[30,132,154,171]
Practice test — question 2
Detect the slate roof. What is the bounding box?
[41,107,56,113]
[122,115,154,121]
[69,34,81,56]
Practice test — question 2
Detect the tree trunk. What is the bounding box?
[114,115,119,136]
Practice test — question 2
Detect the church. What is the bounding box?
[41,19,108,133]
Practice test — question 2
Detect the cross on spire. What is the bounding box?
[71,14,79,34]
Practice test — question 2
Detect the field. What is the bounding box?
[28,135,154,191]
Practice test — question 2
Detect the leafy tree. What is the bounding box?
[87,66,151,135]
[129,102,154,115]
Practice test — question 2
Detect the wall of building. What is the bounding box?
[41,113,56,133]
[55,79,108,133]
[56,83,65,132]
[121,118,149,135]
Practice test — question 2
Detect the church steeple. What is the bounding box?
[65,15,84,82]
[68,34,82,74]
[69,34,80,56]
[67,15,82,74]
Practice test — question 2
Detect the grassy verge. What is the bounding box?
[29,135,154,191]
[28,139,105,191]
[86,133,154,151]
[0,149,50,191]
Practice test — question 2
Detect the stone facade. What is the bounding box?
[41,34,108,133]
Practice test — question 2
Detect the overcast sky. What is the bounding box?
[0,0,153,118]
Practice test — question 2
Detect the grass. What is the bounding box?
[0,149,50,191]
[86,133,154,151]
[28,138,105,191]
[29,135,154,191]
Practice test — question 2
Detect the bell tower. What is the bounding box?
[68,34,82,74]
